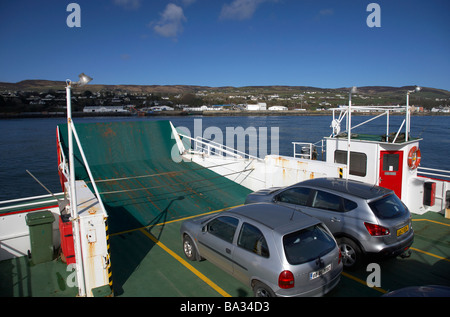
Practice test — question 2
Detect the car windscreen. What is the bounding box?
[368,194,408,219]
[283,225,336,265]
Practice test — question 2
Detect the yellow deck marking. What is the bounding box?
[111,209,449,297]
[111,205,241,237]
[411,218,450,262]
[412,218,450,227]
[155,205,242,227]
[139,228,231,297]
[410,247,450,263]
[109,206,241,296]
[341,272,387,294]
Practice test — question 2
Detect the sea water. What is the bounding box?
[1,115,449,201]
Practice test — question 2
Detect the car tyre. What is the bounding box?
[252,281,276,297]
[183,235,198,261]
[337,237,363,270]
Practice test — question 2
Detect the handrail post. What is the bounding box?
[66,82,87,297]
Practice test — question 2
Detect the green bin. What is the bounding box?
[26,210,55,264]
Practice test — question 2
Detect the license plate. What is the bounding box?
[397,224,409,236]
[309,264,331,280]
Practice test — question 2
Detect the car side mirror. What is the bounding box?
[202,225,207,233]
[273,195,279,202]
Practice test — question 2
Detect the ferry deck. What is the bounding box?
[1,202,449,297]
[1,120,449,297]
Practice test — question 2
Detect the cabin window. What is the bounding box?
[334,150,367,177]
[382,154,399,171]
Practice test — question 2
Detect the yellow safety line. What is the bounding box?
[341,219,450,294]
[111,208,449,297]
[341,272,387,294]
[139,228,231,297]
[412,218,450,227]
[410,247,450,263]
[411,218,450,262]
[109,206,240,296]
[111,205,241,237]
[111,205,242,237]
[155,205,241,227]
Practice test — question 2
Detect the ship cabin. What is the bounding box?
[323,105,448,216]
[178,103,449,216]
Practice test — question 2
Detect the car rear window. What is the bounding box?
[369,194,408,219]
[283,225,336,265]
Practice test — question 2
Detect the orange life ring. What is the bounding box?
[407,146,421,170]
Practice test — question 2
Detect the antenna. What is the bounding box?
[290,209,295,221]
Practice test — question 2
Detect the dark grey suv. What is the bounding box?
[245,178,414,269]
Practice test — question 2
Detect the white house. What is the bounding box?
[246,102,267,111]
[268,106,288,111]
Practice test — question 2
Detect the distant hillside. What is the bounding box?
[0,79,447,93]
[356,86,450,97]
[0,80,209,94]
[0,79,449,96]
[1,80,449,111]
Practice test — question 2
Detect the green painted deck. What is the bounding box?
[1,120,449,297]
[57,120,253,296]
[57,121,251,234]
[1,211,449,297]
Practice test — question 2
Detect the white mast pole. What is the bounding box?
[406,86,421,142]
[406,91,410,142]
[66,78,87,297]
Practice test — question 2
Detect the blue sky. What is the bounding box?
[0,0,449,90]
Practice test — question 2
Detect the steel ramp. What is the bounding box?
[57,120,251,234]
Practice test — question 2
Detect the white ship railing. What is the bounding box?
[418,167,450,181]
[330,105,410,143]
[0,193,64,213]
[292,140,325,160]
[179,134,264,161]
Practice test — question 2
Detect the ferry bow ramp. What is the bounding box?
[57,120,251,295]
[57,120,250,233]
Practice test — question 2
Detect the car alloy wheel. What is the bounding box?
[253,281,276,297]
[340,244,356,266]
[337,237,362,269]
[183,235,197,261]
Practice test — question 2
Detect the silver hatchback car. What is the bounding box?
[180,203,342,297]
[245,178,414,269]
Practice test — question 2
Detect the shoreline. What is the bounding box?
[1,110,449,119]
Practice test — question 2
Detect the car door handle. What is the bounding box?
[331,217,341,222]
[226,248,231,254]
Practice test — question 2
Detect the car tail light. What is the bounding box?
[338,248,342,264]
[278,270,294,289]
[364,222,390,236]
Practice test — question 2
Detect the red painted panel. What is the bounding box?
[379,151,403,198]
